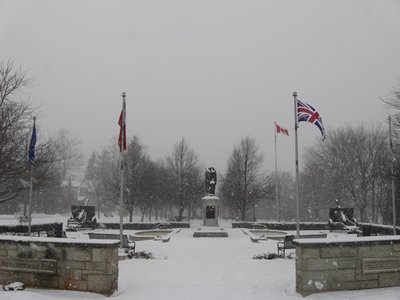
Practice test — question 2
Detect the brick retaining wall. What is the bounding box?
[0,236,119,296]
[293,236,400,296]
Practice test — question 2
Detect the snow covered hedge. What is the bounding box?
[0,223,63,237]
[232,222,329,230]
[97,222,190,230]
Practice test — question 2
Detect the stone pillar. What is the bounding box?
[202,195,219,226]
[0,236,119,296]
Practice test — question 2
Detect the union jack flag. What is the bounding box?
[297,99,325,140]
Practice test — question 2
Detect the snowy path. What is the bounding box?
[116,228,296,299]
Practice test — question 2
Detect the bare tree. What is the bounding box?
[167,138,202,220]
[301,153,331,222]
[382,82,400,135]
[275,171,295,221]
[0,60,70,214]
[84,150,115,218]
[0,60,31,107]
[0,60,34,202]
[49,128,83,181]
[382,83,400,224]
[87,138,172,222]
[124,136,147,222]
[303,124,390,222]
[91,149,120,216]
[135,158,158,222]
[149,159,175,221]
[220,136,267,221]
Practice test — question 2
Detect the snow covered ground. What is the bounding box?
[1,216,400,299]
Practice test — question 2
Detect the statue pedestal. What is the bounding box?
[201,195,219,227]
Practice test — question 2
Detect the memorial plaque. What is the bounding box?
[0,257,57,274]
[363,257,400,274]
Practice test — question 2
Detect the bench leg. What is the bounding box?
[277,247,284,257]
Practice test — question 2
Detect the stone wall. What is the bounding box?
[293,236,400,296]
[0,236,119,296]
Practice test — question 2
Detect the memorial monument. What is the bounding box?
[201,167,219,226]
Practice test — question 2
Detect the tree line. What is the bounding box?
[85,137,204,222]
[2,60,400,224]
[83,135,273,222]
[0,60,273,221]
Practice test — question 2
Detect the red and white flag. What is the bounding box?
[118,98,126,152]
[275,122,289,136]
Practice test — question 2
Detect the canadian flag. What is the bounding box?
[275,122,289,136]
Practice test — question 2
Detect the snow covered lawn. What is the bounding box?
[1,219,400,299]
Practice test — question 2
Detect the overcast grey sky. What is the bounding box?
[1,0,400,175]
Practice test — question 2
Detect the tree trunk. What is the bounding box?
[371,188,377,223]
[129,210,133,223]
[178,206,184,219]
[188,203,192,220]
[359,206,367,222]
[240,209,246,221]
[315,207,320,222]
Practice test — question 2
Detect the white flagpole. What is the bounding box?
[389,115,396,235]
[28,116,36,234]
[119,92,126,245]
[274,122,280,222]
[293,92,300,238]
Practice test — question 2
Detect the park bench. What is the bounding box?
[277,233,327,257]
[46,230,67,238]
[88,233,136,253]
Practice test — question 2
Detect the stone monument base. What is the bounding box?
[193,227,228,238]
[204,219,218,227]
[201,195,219,227]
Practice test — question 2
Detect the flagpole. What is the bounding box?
[389,115,396,235]
[119,92,126,246]
[293,92,300,238]
[28,165,33,234]
[274,121,280,222]
[28,116,36,234]
[23,136,28,222]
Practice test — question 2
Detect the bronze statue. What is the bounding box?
[205,167,217,195]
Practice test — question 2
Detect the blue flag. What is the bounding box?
[28,121,36,164]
